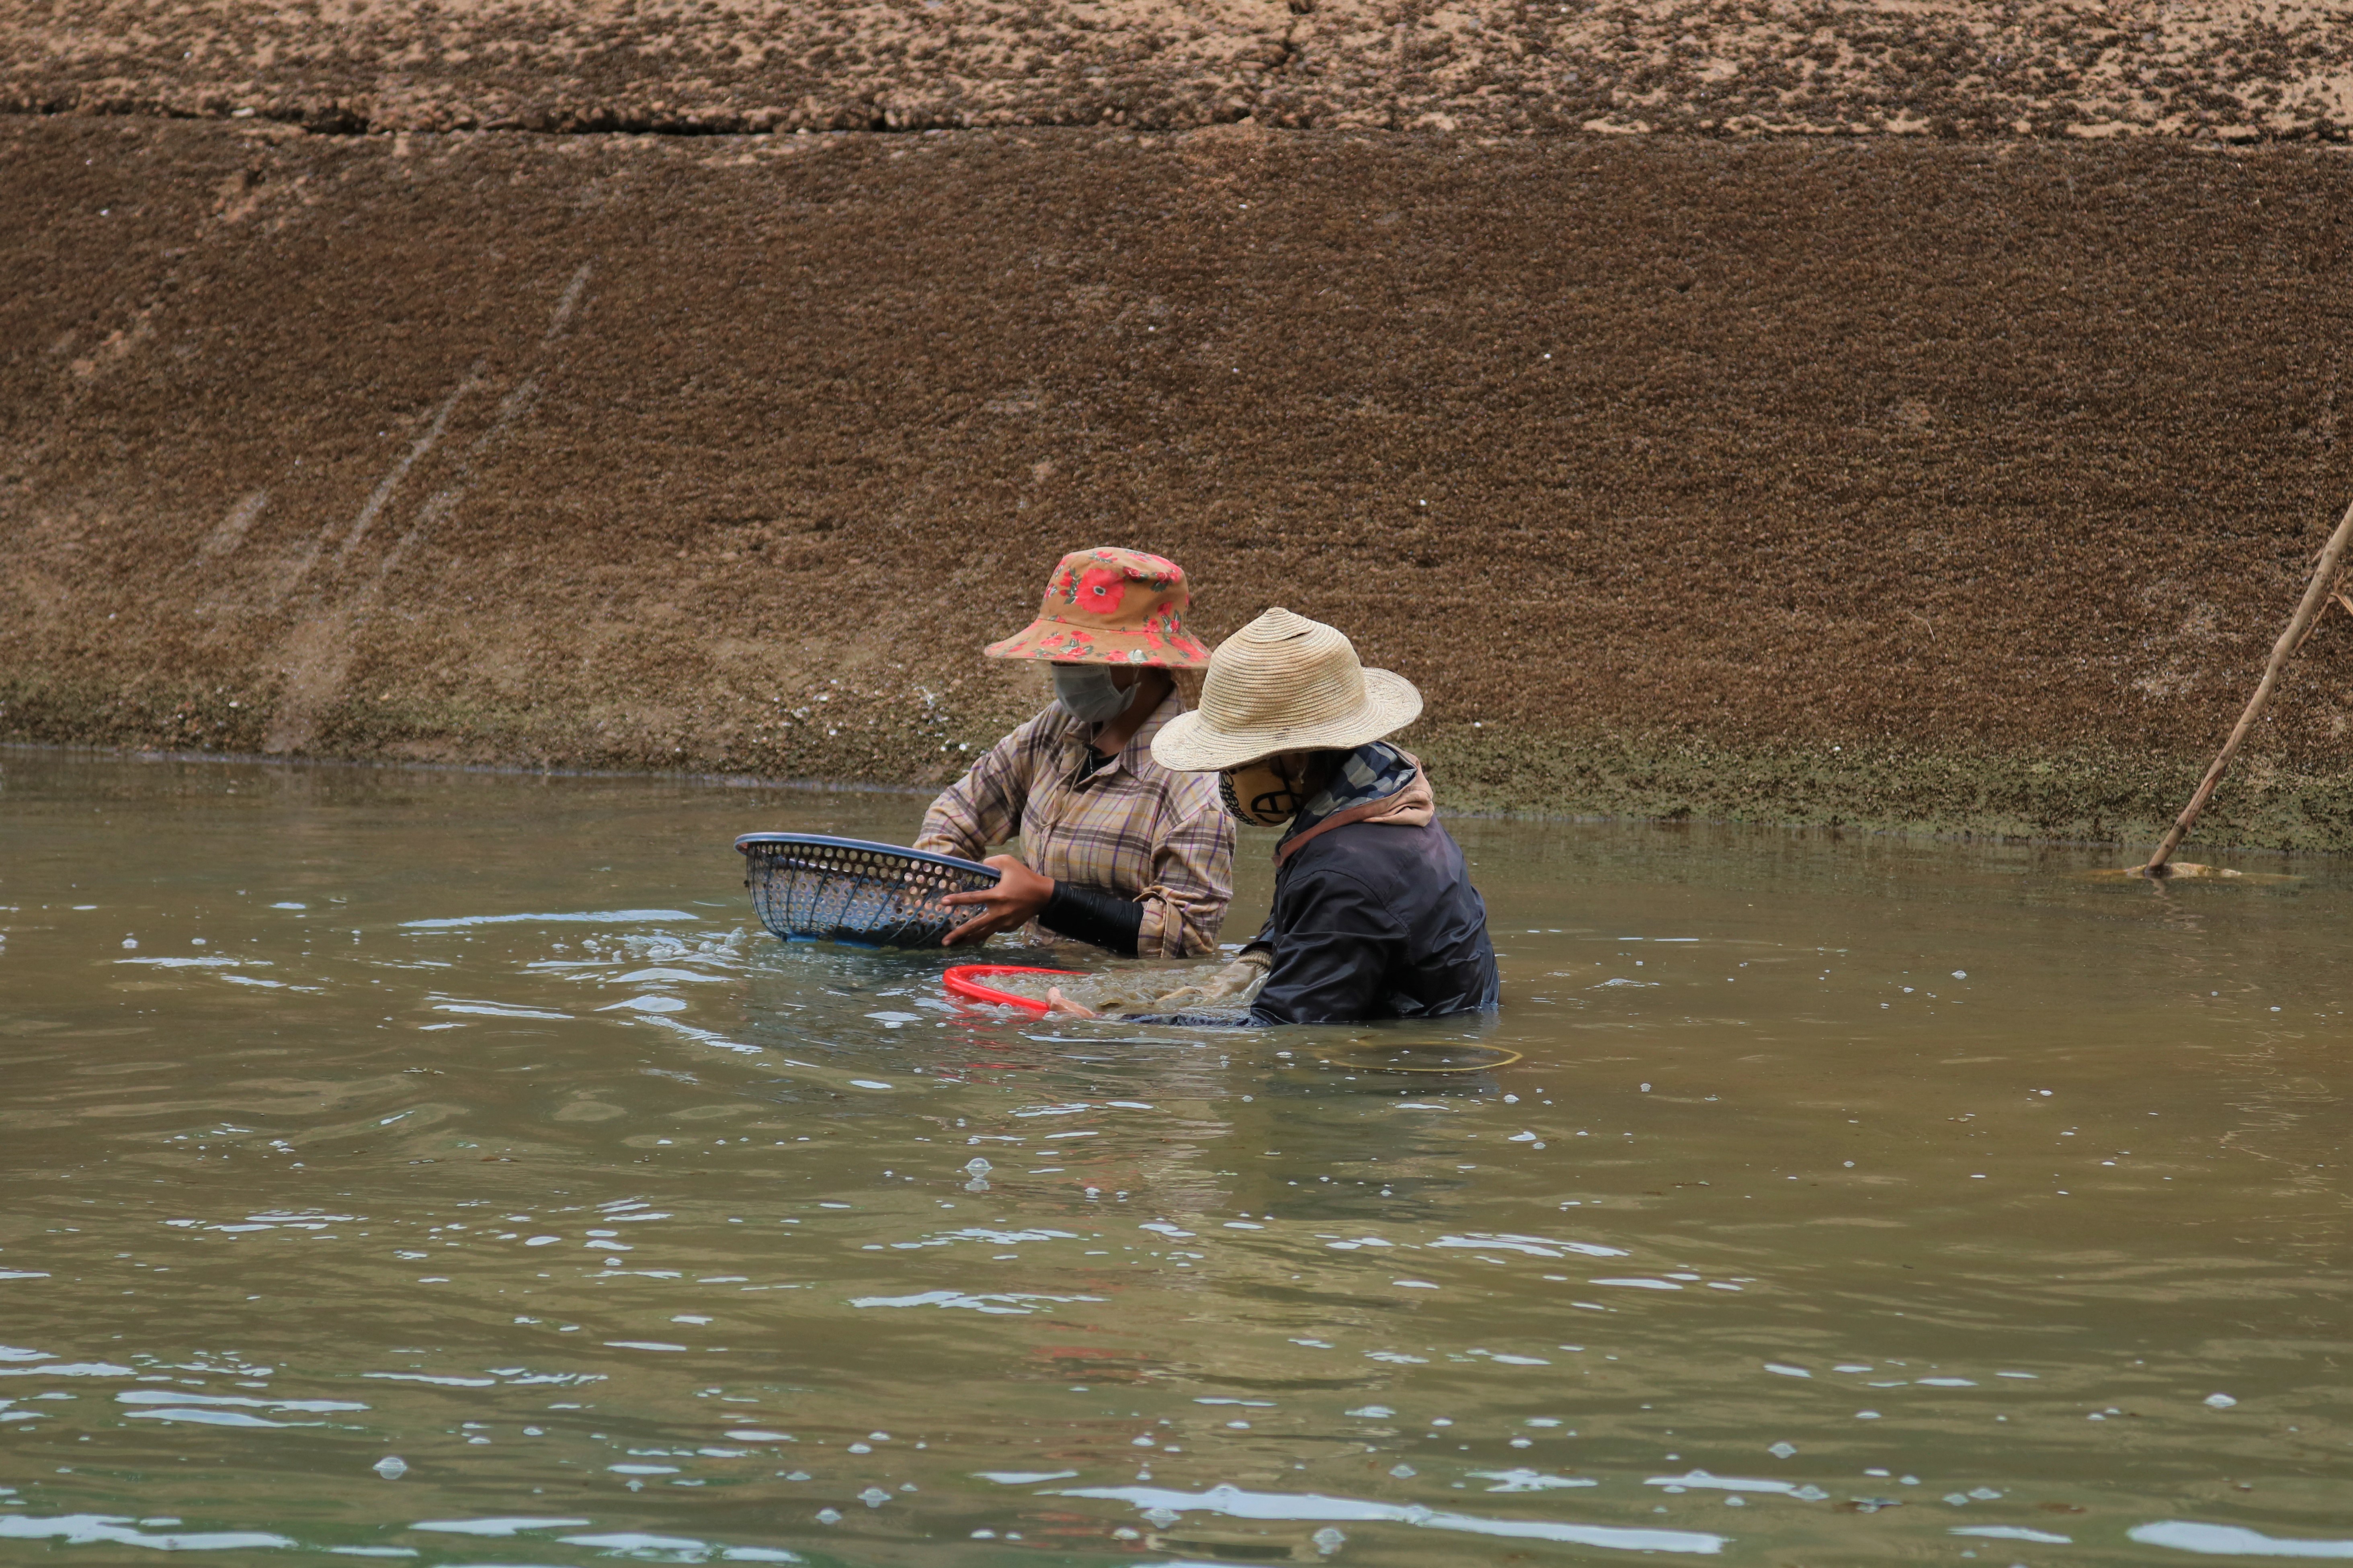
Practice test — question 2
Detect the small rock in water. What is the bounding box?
[372,1455,406,1480]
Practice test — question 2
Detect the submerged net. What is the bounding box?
[1314,1042,1523,1074]
[736,833,997,949]
[977,960,1267,1020]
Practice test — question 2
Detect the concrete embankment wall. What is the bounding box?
[5,113,2353,847]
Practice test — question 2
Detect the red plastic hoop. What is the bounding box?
[942,964,1086,1014]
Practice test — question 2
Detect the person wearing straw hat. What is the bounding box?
[917,547,1236,957]
[1051,607,1498,1024]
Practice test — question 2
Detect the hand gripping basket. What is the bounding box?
[734,833,1000,949]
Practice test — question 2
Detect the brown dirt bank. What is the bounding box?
[5,117,2353,848]
[8,0,2353,142]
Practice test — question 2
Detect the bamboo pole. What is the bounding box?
[2143,496,2353,877]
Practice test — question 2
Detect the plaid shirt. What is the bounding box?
[915,691,1234,957]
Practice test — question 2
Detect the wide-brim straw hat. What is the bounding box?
[1152,608,1422,772]
[984,547,1212,667]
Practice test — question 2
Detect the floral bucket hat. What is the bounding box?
[984,547,1212,666]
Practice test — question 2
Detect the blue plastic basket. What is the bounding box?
[734,833,1000,949]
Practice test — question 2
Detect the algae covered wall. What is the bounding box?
[4,115,2352,849]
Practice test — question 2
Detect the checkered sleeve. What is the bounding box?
[914,710,1049,859]
[1132,795,1237,959]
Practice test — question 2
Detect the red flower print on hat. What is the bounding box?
[1073,566,1127,616]
[982,547,1210,666]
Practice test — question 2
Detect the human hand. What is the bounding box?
[939,854,1056,946]
[1197,952,1273,1001]
[1043,985,1099,1019]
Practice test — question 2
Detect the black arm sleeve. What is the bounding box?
[1037,881,1144,956]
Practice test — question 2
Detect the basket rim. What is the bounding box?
[732,833,999,882]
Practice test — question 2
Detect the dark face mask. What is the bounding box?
[1219,757,1310,827]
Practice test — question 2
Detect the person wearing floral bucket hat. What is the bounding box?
[916,548,1235,957]
[1045,607,1498,1025]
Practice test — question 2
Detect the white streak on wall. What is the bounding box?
[197,490,269,561]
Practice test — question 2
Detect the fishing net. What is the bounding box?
[1313,1041,1523,1074]
[975,959,1269,1020]
[735,833,997,949]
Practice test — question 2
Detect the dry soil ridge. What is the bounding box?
[6,0,2353,141]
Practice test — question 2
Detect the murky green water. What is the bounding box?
[2,751,2348,1567]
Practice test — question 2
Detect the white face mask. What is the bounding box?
[1051,664,1133,725]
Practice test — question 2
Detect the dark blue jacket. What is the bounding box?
[1244,817,1500,1025]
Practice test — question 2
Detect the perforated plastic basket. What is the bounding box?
[735,833,1000,949]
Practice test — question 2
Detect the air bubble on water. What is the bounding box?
[1389,1463,1416,1478]
[1313,1526,1347,1554]
[815,1508,842,1524]
[965,1158,991,1173]
[1791,1485,1828,1502]
[372,1456,406,1480]
[1952,970,1967,978]
[859,1486,890,1508]
[2205,1392,2236,1408]
[1143,1507,1180,1528]
[1769,1441,1796,1458]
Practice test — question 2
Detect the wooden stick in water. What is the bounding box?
[2144,496,2353,878]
